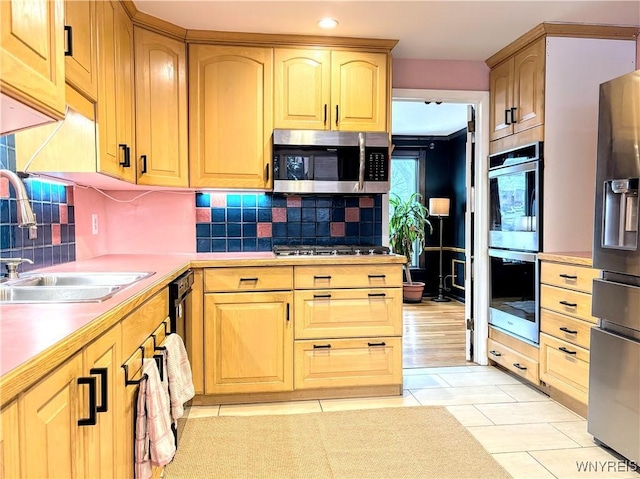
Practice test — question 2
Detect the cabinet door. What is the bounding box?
[274,48,331,130]
[204,292,293,394]
[513,38,545,134]
[189,45,273,189]
[330,51,387,132]
[134,27,188,187]
[21,354,85,479]
[83,324,121,479]
[96,0,135,182]
[0,0,66,120]
[489,58,514,141]
[0,401,20,479]
[64,0,98,101]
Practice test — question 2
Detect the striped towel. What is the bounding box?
[134,358,176,479]
[164,334,195,421]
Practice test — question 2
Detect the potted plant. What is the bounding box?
[389,192,433,302]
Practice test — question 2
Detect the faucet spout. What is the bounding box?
[0,170,37,228]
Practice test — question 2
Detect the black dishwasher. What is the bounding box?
[169,270,194,342]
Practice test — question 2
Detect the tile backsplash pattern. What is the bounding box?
[195,193,382,252]
[0,135,76,273]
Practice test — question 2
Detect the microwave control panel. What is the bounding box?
[365,152,388,181]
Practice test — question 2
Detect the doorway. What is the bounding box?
[388,88,491,367]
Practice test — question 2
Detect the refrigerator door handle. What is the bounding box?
[592,278,640,331]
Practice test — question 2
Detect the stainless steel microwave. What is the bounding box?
[272,129,390,194]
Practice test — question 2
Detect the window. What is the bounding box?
[390,154,421,267]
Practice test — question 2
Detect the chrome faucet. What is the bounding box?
[0,258,34,279]
[0,169,37,230]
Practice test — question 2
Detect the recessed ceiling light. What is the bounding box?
[317,18,338,29]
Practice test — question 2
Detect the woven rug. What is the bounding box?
[164,406,512,479]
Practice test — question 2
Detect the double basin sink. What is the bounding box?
[0,272,155,303]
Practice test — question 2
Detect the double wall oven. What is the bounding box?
[488,142,543,345]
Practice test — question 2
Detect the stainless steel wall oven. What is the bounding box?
[488,248,540,345]
[489,142,543,252]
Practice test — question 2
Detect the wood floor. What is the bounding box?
[402,298,470,369]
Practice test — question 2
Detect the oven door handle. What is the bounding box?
[488,160,539,178]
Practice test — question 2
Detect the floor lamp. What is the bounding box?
[429,198,451,302]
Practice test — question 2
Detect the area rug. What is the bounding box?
[164,406,512,479]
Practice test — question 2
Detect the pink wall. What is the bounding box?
[637,35,640,68]
[392,58,490,91]
[74,188,195,259]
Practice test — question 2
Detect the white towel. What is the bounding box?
[134,358,176,479]
[163,334,195,421]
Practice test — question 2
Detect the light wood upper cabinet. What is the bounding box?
[274,48,331,130]
[0,0,66,121]
[0,401,20,479]
[134,27,188,187]
[96,0,136,183]
[189,45,273,189]
[274,49,387,132]
[64,0,98,101]
[21,354,85,479]
[489,38,544,142]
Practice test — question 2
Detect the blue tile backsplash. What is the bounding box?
[0,134,76,274]
[195,193,382,253]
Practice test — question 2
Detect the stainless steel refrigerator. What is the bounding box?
[589,69,640,464]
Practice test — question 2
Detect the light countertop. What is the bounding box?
[0,252,405,403]
[537,251,594,267]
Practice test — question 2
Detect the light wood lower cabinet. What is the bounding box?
[539,333,589,404]
[294,337,402,389]
[294,288,402,339]
[204,292,294,394]
[0,400,20,478]
[487,326,539,384]
[21,353,85,478]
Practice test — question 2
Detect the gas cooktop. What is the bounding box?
[273,245,390,256]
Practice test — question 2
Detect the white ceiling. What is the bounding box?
[134,1,639,61]
[133,0,639,135]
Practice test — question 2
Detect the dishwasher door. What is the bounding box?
[587,327,640,463]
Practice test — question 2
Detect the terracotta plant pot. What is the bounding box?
[403,282,425,303]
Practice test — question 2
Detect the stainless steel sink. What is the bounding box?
[0,285,123,303]
[0,271,155,303]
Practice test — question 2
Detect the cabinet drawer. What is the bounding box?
[541,262,599,293]
[121,289,169,357]
[294,337,402,389]
[295,265,402,289]
[539,333,589,404]
[204,266,293,292]
[540,284,596,323]
[487,338,539,384]
[540,309,592,350]
[294,288,402,339]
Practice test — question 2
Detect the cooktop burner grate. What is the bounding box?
[273,245,390,256]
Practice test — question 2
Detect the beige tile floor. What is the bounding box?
[183,365,640,479]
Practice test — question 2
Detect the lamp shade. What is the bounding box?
[429,198,450,217]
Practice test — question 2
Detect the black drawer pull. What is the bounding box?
[489,350,502,357]
[512,363,527,371]
[239,277,258,282]
[510,107,518,123]
[90,368,108,413]
[368,293,386,298]
[504,109,511,125]
[64,25,73,56]
[314,275,331,280]
[559,300,578,308]
[286,303,290,322]
[313,294,331,299]
[368,342,386,347]
[559,326,578,335]
[313,344,331,349]
[559,346,577,355]
[559,274,578,280]
[140,154,147,174]
[368,274,386,279]
[78,376,97,426]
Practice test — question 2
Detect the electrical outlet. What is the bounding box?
[92,214,98,235]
